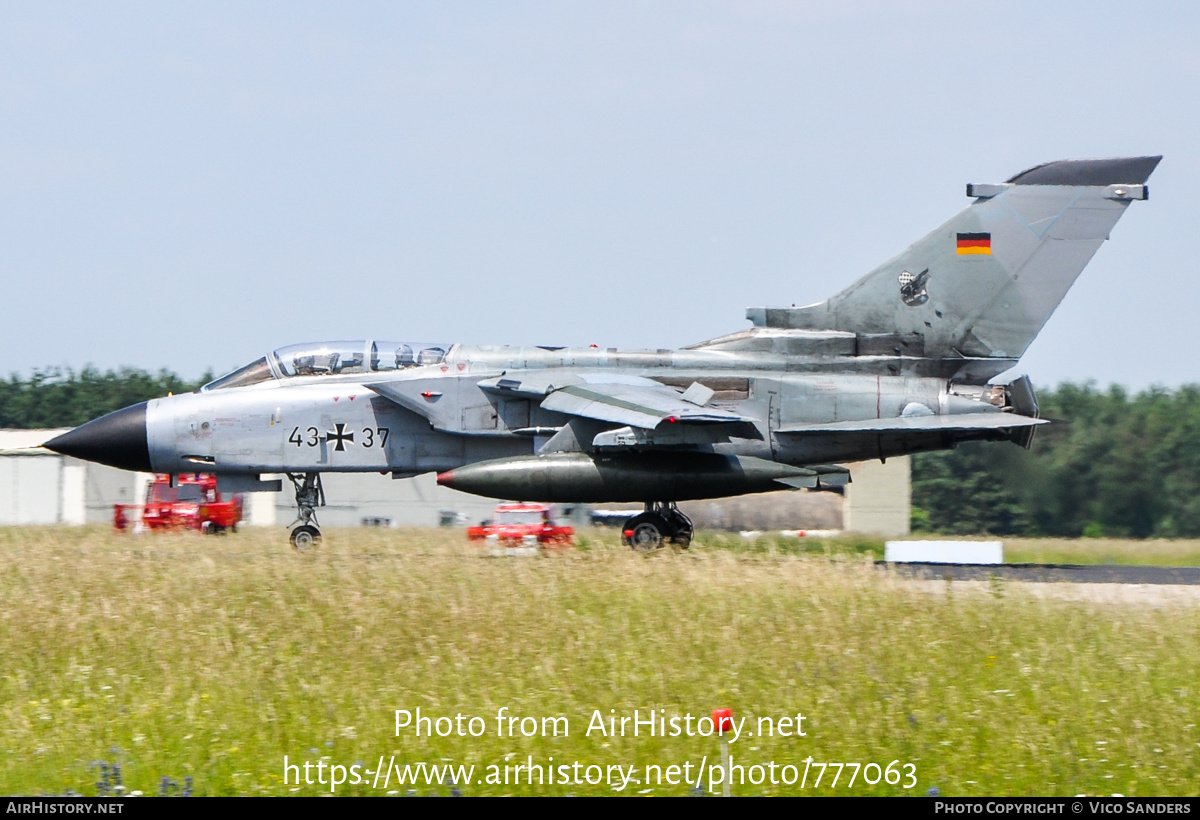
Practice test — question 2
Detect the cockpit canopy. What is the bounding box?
[202,340,451,391]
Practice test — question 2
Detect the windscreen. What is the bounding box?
[176,485,203,502]
[147,484,204,503]
[493,510,546,526]
[148,485,176,503]
[203,357,274,391]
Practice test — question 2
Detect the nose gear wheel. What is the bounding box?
[287,472,325,548]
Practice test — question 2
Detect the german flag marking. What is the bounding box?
[957,232,991,255]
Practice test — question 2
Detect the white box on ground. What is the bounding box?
[884,540,1003,564]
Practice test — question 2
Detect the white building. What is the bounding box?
[843,456,911,536]
[0,429,147,524]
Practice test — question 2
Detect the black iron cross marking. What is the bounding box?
[326,423,355,452]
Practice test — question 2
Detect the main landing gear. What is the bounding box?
[620,502,693,552]
[287,472,325,549]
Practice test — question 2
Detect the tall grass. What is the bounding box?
[1003,538,1200,567]
[0,527,1196,796]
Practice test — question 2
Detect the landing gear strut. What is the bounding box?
[621,502,693,551]
[287,472,325,549]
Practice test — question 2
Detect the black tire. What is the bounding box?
[290,525,321,550]
[623,513,670,552]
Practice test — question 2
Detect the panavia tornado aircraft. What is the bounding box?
[46,156,1160,549]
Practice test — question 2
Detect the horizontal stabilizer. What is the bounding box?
[777,413,1046,435]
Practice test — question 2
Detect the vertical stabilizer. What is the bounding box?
[748,156,1160,360]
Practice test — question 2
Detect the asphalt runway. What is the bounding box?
[880,562,1200,585]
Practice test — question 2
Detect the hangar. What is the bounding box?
[0,429,140,525]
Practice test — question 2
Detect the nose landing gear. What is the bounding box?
[287,472,325,549]
[621,502,693,551]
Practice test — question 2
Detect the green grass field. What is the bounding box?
[1001,538,1200,567]
[719,531,1200,567]
[0,527,1197,796]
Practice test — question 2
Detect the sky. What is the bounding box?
[1,2,1197,389]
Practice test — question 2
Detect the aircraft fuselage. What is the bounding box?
[147,342,1001,478]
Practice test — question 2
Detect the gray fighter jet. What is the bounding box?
[46,156,1160,549]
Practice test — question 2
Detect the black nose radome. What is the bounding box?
[43,402,151,473]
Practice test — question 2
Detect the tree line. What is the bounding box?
[912,382,1200,538]
[0,367,210,430]
[3,369,1196,538]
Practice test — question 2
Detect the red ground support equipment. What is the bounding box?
[114,474,242,534]
[466,503,574,549]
